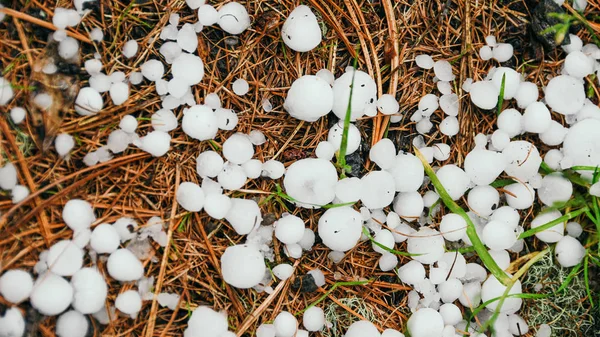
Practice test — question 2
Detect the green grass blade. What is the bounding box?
[336,57,359,178]
[361,227,419,257]
[296,279,371,316]
[497,73,506,116]
[518,207,588,240]
[583,254,594,307]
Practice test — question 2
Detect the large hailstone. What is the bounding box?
[46,240,84,276]
[332,69,377,121]
[281,5,322,52]
[185,306,228,337]
[303,306,325,332]
[176,182,205,212]
[107,249,144,281]
[530,210,564,243]
[387,153,424,192]
[435,164,471,201]
[555,235,586,267]
[318,206,362,252]
[217,2,251,35]
[502,141,541,182]
[562,119,600,173]
[407,227,445,264]
[274,214,305,244]
[359,171,395,209]
[481,274,522,314]
[30,272,74,316]
[0,307,25,337]
[90,223,120,254]
[344,320,380,337]
[172,53,204,86]
[284,75,333,122]
[223,133,254,164]
[545,75,585,115]
[327,121,361,155]
[225,198,261,235]
[0,269,33,304]
[71,267,108,314]
[464,149,506,186]
[115,290,142,318]
[182,105,218,141]
[56,310,88,337]
[407,308,444,337]
[220,244,266,288]
[469,81,499,110]
[283,158,338,208]
[75,87,103,115]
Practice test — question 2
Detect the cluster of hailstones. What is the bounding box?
[1,0,600,335]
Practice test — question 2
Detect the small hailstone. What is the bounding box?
[204,93,221,109]
[127,71,143,85]
[464,149,505,185]
[437,81,452,95]
[344,321,380,337]
[492,43,514,62]
[53,8,70,29]
[564,50,594,78]
[231,78,250,96]
[497,108,522,137]
[198,5,218,25]
[538,173,573,206]
[90,73,111,93]
[274,311,298,337]
[75,87,103,115]
[261,98,273,112]
[83,152,99,166]
[387,152,424,192]
[434,60,455,81]
[54,133,74,157]
[43,62,58,74]
[0,307,25,337]
[407,308,444,337]
[0,269,33,304]
[531,210,564,243]
[107,129,130,154]
[422,190,439,208]
[10,107,26,124]
[239,159,261,179]
[115,290,142,318]
[504,182,535,210]
[435,164,470,200]
[272,264,294,280]
[119,115,138,133]
[482,220,517,250]
[331,69,377,121]
[318,207,362,252]
[221,244,265,288]
[62,199,95,231]
[298,228,316,250]
[432,143,451,161]
[245,130,267,146]
[398,260,426,285]
[418,94,438,116]
[545,75,585,115]
[223,133,254,164]
[0,163,17,192]
[46,240,84,276]
[225,198,261,234]
[492,67,521,99]
[159,42,182,64]
[285,243,302,258]
[56,310,88,337]
[90,27,104,41]
[536,324,551,337]
[84,59,102,75]
[491,130,510,150]
[377,94,399,115]
[262,160,285,179]
[176,182,205,212]
[439,93,459,116]
[177,23,198,53]
[122,40,138,58]
[468,185,499,216]
[485,35,498,47]
[186,0,205,9]
[316,69,335,86]
[438,278,463,303]
[302,306,325,331]
[503,140,542,182]
[334,177,361,203]
[313,141,335,160]
[113,217,138,242]
[157,293,180,310]
[415,118,433,135]
[196,151,224,178]
[407,227,445,264]
[30,272,73,316]
[479,45,493,60]
[361,171,396,209]
[182,105,218,140]
[215,108,238,131]
[33,93,53,110]
[415,54,434,69]
[470,81,499,110]
[168,78,189,98]
[284,158,338,207]
[217,2,251,35]
[369,138,396,170]
[152,109,177,132]
[555,235,585,267]
[328,121,361,155]
[141,59,165,81]
[372,229,395,254]
[379,253,398,271]
[90,223,120,254]
[393,191,423,221]
[507,314,529,335]
[439,303,462,326]
[0,77,14,106]
[482,274,522,313]
[71,268,107,314]
[107,248,144,281]
[11,185,29,203]
[284,75,333,122]
[281,5,322,52]
[439,116,459,136]
[522,102,551,133]
[58,37,79,59]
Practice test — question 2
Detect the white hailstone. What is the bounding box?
[172,53,205,86]
[544,149,563,171]
[62,199,95,232]
[150,109,176,132]
[482,221,517,250]
[284,75,333,122]
[515,81,539,109]
[415,54,434,69]
[576,100,600,122]
[507,314,529,336]
[335,177,361,203]
[157,292,180,310]
[155,79,168,95]
[418,94,439,116]
[10,106,26,124]
[177,23,198,53]
[435,164,470,200]
[372,229,395,254]
[469,81,499,110]
[281,5,322,52]
[398,260,426,285]
[563,33,583,53]
[0,163,17,192]
[33,93,53,110]
[89,73,111,93]
[139,131,171,157]
[260,98,273,112]
[56,310,88,337]
[113,217,138,242]
[0,269,33,304]
[369,138,396,169]
[122,40,138,58]
[538,173,572,207]
[58,37,79,59]
[107,249,144,281]
[479,45,493,60]
[0,307,25,337]
[437,81,452,95]
[491,130,510,150]
[107,129,129,154]
[360,171,395,209]
[332,69,377,121]
[387,153,424,192]
[485,35,498,47]
[256,324,276,337]
[536,324,551,337]
[492,67,521,99]
[522,102,551,133]
[565,222,583,239]
[225,198,261,234]
[463,263,488,283]
[545,75,585,115]
[563,119,600,171]
[119,115,138,134]
[273,311,298,337]
[434,60,455,81]
[438,278,463,303]
[217,2,251,35]
[204,93,221,109]
[503,141,542,182]
[185,307,228,337]
[439,303,462,326]
[84,59,102,76]
[458,281,482,308]
[407,308,444,337]
[0,77,14,106]
[439,93,459,116]
[464,149,506,185]
[232,78,250,96]
[221,244,265,288]
[531,210,564,243]
[407,227,445,264]
[564,51,594,78]
[482,274,522,313]
[318,206,362,252]
[274,214,305,244]
[497,108,522,138]
[555,235,585,267]
[487,249,510,270]
[115,290,142,318]
[11,185,29,203]
[285,243,302,258]
[377,94,399,115]
[71,268,107,314]
[89,27,104,41]
[141,59,165,81]
[159,42,182,63]
[504,182,535,210]
[30,273,73,316]
[83,152,99,166]
[90,223,120,254]
[492,43,514,62]
[176,182,205,212]
[242,159,263,179]
[272,264,294,281]
[247,130,267,146]
[303,306,325,332]
[262,160,285,179]
[344,321,380,337]
[439,116,458,136]
[468,185,499,216]
[204,194,232,220]
[198,5,218,25]
[218,162,247,190]
[416,118,433,135]
[168,78,189,98]
[393,191,423,221]
[491,206,520,229]
[298,228,316,250]
[283,158,338,208]
[186,0,205,9]
[421,191,439,209]
[379,253,398,271]
[74,87,103,115]
[196,151,224,178]
[182,105,218,140]
[53,8,70,29]
[223,133,254,164]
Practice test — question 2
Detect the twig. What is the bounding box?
[0,8,92,44]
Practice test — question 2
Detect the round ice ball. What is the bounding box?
[482,220,517,250]
[377,94,399,115]
[360,170,395,209]
[497,108,522,138]
[274,311,297,337]
[220,244,266,289]
[502,141,542,182]
[115,290,142,317]
[172,53,204,85]
[107,248,144,281]
[482,274,522,314]
[407,308,444,337]
[30,273,74,316]
[71,267,107,314]
[434,60,455,81]
[563,118,600,170]
[332,69,377,121]
[415,54,434,69]
[198,5,218,25]
[470,81,499,110]
[530,210,564,243]
[75,87,103,115]
[491,67,521,100]
[467,185,499,216]
[283,158,338,208]
[435,164,470,200]
[303,306,325,331]
[545,75,585,115]
[217,2,251,35]
[225,198,261,235]
[555,235,585,267]
[90,223,120,254]
[492,43,513,62]
[522,102,551,133]
[46,240,84,276]
[176,182,205,212]
[564,50,594,78]
[139,131,171,157]
[393,191,424,222]
[196,151,224,178]
[439,303,462,326]
[56,310,88,337]
[318,206,363,252]
[504,182,535,210]
[491,206,520,229]
[0,269,33,304]
[464,149,506,186]
[223,133,254,164]
[538,173,573,207]
[281,5,322,52]
[232,78,249,96]
[539,120,567,146]
[344,320,380,337]
[387,153,424,192]
[369,138,396,170]
[274,214,305,244]
[182,105,218,141]
[440,213,467,242]
[515,81,539,109]
[284,75,333,122]
[407,227,445,264]
[327,121,361,155]
[185,306,228,337]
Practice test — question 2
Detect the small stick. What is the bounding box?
[12,17,34,67]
